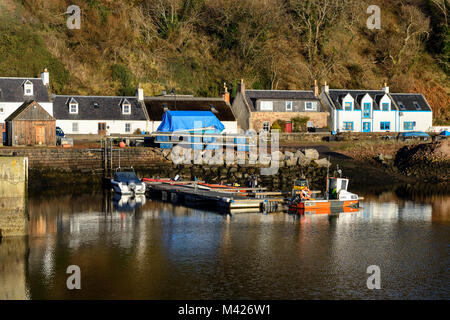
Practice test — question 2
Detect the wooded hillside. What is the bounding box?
[0,0,448,124]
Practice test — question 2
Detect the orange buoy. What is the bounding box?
[119,141,126,148]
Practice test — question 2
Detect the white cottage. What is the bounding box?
[52,91,148,135]
[320,84,433,132]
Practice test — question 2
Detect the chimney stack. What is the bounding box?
[136,83,144,101]
[222,82,230,103]
[41,68,49,87]
[322,81,329,94]
[312,79,319,97]
[238,78,245,94]
[382,82,389,94]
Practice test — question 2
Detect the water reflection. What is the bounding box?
[0,190,448,300]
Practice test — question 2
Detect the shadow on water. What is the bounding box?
[0,184,448,300]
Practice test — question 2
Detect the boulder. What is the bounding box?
[271,150,285,161]
[297,151,311,166]
[314,158,331,168]
[304,148,319,160]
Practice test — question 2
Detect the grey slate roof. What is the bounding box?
[144,95,236,121]
[244,90,319,111]
[327,90,389,110]
[326,89,432,112]
[390,93,431,111]
[0,77,50,102]
[53,95,147,120]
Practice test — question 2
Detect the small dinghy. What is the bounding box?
[110,168,146,195]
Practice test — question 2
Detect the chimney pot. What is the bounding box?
[222,82,230,103]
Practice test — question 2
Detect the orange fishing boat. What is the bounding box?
[288,176,361,215]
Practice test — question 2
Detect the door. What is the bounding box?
[285,121,292,133]
[35,126,45,145]
[362,122,371,132]
[98,122,106,135]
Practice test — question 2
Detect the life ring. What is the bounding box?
[300,188,311,200]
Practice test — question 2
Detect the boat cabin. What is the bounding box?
[328,177,349,199]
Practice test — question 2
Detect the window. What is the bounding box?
[305,101,317,111]
[404,122,414,130]
[398,102,405,110]
[125,123,131,133]
[24,81,33,96]
[0,106,4,114]
[263,121,270,131]
[70,102,78,114]
[382,103,389,111]
[72,122,79,133]
[286,101,292,111]
[413,102,421,110]
[343,122,353,131]
[380,122,390,130]
[363,103,371,118]
[122,103,131,114]
[260,101,273,111]
[344,102,352,111]
[307,121,314,128]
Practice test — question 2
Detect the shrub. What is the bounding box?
[292,116,309,132]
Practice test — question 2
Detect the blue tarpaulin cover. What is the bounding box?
[440,130,450,136]
[157,111,225,132]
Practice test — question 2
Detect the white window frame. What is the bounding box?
[24,81,33,96]
[72,122,79,133]
[260,101,273,111]
[305,101,317,111]
[285,101,293,111]
[69,102,78,114]
[125,123,131,133]
[122,103,131,115]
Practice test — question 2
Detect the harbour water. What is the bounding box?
[0,187,449,299]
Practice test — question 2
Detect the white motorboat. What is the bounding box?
[110,168,146,195]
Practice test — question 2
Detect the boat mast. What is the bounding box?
[325,156,330,200]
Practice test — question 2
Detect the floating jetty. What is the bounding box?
[144,179,290,214]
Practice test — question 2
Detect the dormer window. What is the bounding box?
[24,80,33,96]
[413,102,421,110]
[398,101,405,110]
[122,99,131,114]
[382,103,389,111]
[69,98,78,114]
[344,102,352,111]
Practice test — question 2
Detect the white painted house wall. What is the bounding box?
[398,111,433,132]
[56,120,148,135]
[0,102,53,123]
[372,95,396,132]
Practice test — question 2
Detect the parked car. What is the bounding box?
[56,127,65,138]
[396,131,430,141]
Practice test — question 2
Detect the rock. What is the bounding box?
[304,149,319,160]
[271,150,285,161]
[297,152,311,166]
[284,151,294,159]
[259,155,271,165]
[314,158,331,168]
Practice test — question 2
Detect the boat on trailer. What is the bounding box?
[110,167,146,195]
[289,176,360,215]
